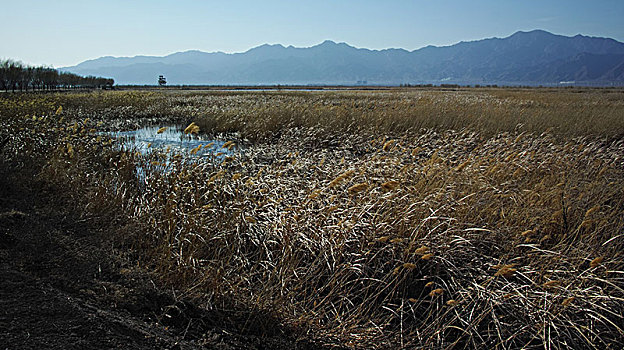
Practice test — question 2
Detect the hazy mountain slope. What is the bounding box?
[511,53,624,82]
[63,30,624,85]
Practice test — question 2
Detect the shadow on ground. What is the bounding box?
[0,162,325,349]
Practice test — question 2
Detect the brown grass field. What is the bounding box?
[1,87,623,348]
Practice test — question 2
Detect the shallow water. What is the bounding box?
[109,125,238,158]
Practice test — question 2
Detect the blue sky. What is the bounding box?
[2,0,623,67]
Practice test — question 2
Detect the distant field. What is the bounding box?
[2,88,623,348]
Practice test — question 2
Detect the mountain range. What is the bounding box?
[63,30,624,86]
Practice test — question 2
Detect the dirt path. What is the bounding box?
[0,169,316,349]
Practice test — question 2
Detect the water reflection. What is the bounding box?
[109,125,238,158]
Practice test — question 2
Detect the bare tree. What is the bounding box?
[18,67,34,91]
[6,60,23,92]
[0,58,114,92]
[0,60,8,91]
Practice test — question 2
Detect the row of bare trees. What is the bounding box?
[0,59,114,92]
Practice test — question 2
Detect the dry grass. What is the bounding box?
[1,88,623,349]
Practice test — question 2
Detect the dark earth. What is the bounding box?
[0,163,323,349]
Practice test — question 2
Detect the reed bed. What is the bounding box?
[1,88,623,348]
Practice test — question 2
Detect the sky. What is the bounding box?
[2,0,623,68]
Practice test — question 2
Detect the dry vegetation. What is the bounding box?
[1,88,623,349]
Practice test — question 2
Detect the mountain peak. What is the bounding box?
[314,40,355,49]
[510,29,555,38]
[258,43,285,49]
[246,43,286,53]
[519,29,550,35]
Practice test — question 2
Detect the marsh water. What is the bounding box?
[109,125,239,158]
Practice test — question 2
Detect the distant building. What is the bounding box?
[158,75,167,86]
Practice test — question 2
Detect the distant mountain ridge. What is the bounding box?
[63,30,624,86]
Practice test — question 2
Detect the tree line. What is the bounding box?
[0,59,114,92]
